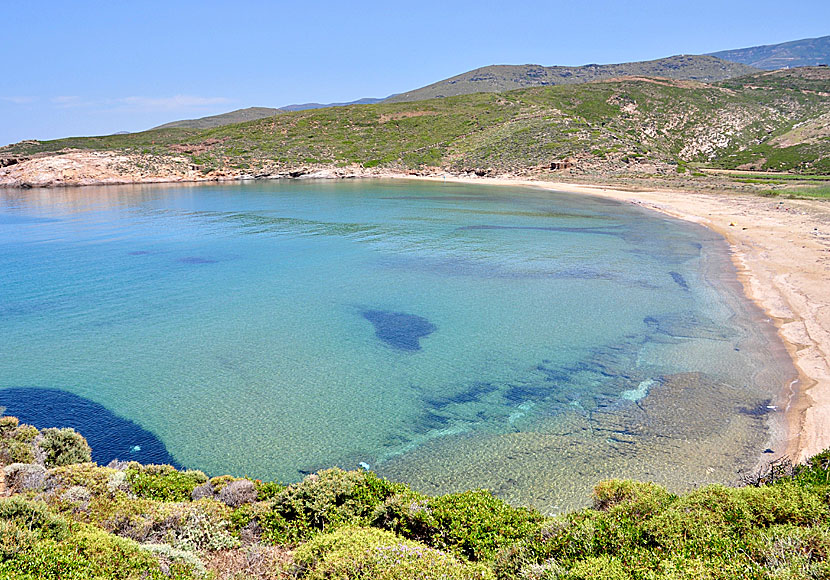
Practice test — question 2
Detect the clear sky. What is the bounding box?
[2,1,828,146]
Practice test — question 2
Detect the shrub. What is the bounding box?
[292,526,494,580]
[259,468,407,543]
[39,427,92,467]
[12,424,39,444]
[740,482,827,526]
[566,554,632,580]
[744,524,830,577]
[0,416,19,435]
[141,543,207,576]
[0,519,200,579]
[218,479,257,507]
[794,448,830,487]
[126,464,207,501]
[163,505,240,552]
[254,479,285,501]
[0,438,35,464]
[46,462,120,495]
[592,480,674,515]
[191,480,215,501]
[0,417,38,464]
[0,496,69,541]
[209,474,237,493]
[373,489,544,561]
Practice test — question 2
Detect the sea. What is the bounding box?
[0,179,795,510]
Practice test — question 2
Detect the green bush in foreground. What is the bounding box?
[126,463,208,501]
[0,497,201,579]
[5,414,830,579]
[258,468,407,543]
[374,489,544,562]
[292,526,494,580]
[0,417,38,465]
[39,427,92,467]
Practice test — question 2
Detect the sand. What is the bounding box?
[390,174,830,462]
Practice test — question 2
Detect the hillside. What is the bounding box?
[710,34,830,70]
[154,107,282,129]
[384,55,758,103]
[2,67,828,188]
[153,99,385,130]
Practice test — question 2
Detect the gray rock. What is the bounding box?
[4,463,46,492]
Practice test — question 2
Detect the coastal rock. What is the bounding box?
[0,150,205,188]
[3,463,46,493]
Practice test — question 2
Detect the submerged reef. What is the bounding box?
[361,309,437,351]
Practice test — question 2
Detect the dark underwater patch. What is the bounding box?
[0,387,180,468]
[128,250,151,256]
[669,271,689,291]
[738,399,774,417]
[361,309,436,351]
[424,382,498,409]
[177,256,218,264]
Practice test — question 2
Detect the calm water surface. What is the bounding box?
[0,180,794,510]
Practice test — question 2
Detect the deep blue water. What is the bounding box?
[0,179,792,508]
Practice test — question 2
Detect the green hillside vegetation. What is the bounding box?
[4,67,829,179]
[384,55,758,103]
[4,414,830,579]
[153,100,387,130]
[154,107,283,130]
[710,35,830,70]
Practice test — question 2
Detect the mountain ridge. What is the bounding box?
[150,36,830,131]
[383,55,758,103]
[709,34,830,70]
[153,98,386,130]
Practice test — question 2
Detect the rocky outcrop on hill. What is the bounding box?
[0,151,206,188]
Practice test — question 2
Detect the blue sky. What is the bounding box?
[2,1,828,146]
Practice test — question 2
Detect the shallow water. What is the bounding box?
[0,179,794,510]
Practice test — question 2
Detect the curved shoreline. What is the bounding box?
[2,169,828,463]
[392,174,830,462]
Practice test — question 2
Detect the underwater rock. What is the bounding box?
[361,309,436,351]
[177,256,218,264]
[669,271,689,291]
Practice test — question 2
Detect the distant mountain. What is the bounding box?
[384,55,758,103]
[153,107,282,130]
[278,97,385,112]
[709,35,830,70]
[153,98,386,130]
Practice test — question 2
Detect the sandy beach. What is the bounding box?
[397,174,830,462]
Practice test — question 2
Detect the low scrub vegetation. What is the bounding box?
[3,414,830,578]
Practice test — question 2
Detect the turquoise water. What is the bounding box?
[0,180,793,509]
